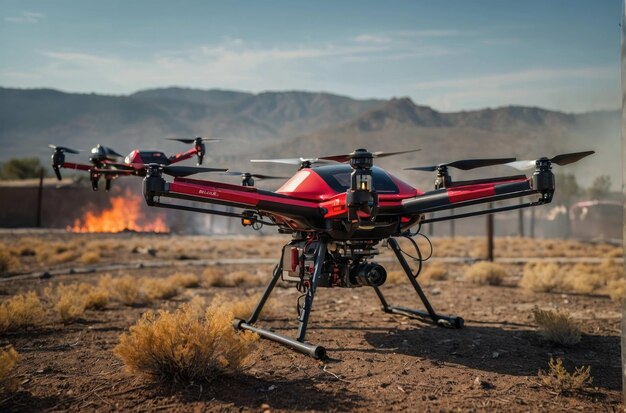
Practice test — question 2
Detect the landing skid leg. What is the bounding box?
[234,239,328,359]
[374,237,464,329]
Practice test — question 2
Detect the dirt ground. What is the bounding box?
[0,232,623,412]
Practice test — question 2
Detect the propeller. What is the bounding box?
[49,144,81,180]
[505,151,595,171]
[251,148,421,166]
[48,144,80,154]
[223,171,289,180]
[166,137,221,144]
[321,148,422,163]
[405,157,517,172]
[90,144,123,160]
[161,165,228,178]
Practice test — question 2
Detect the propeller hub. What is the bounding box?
[349,149,373,170]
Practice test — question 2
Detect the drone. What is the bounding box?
[138,147,593,359]
[49,137,226,191]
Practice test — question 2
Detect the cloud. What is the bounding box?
[414,67,618,112]
[414,67,614,90]
[21,33,457,94]
[5,11,44,24]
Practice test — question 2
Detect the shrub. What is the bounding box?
[0,249,18,275]
[99,275,153,306]
[82,284,110,310]
[79,251,101,265]
[532,307,581,346]
[0,346,20,394]
[519,263,565,292]
[168,273,200,288]
[141,277,180,300]
[0,292,46,332]
[605,278,626,302]
[420,263,448,282]
[385,270,405,285]
[45,284,86,323]
[45,283,109,322]
[211,294,275,320]
[203,267,229,287]
[114,301,258,382]
[464,262,506,286]
[538,357,592,393]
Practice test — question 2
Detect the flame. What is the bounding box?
[69,190,169,233]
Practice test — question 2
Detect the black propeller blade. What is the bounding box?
[320,148,422,163]
[161,165,228,177]
[505,151,595,170]
[223,171,289,180]
[405,157,517,172]
[166,137,221,144]
[251,148,421,166]
[48,144,80,154]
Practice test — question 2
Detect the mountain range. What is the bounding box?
[0,86,619,190]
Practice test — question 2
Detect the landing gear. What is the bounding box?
[235,239,327,359]
[374,237,464,329]
[234,236,463,359]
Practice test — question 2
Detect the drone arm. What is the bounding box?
[168,148,197,164]
[59,161,92,172]
[401,173,552,217]
[142,174,324,228]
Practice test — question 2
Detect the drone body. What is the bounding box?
[140,147,593,359]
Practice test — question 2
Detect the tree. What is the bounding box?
[587,175,611,199]
[0,158,47,180]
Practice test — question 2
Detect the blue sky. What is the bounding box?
[0,0,620,112]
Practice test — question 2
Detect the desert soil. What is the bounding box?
[0,232,623,412]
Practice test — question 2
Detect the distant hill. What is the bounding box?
[0,87,619,191]
[0,86,384,160]
[249,97,619,190]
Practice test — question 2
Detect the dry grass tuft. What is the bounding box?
[464,262,506,286]
[168,273,201,288]
[0,249,19,275]
[79,250,101,265]
[605,278,626,302]
[114,301,258,382]
[0,346,20,394]
[202,268,263,287]
[211,294,275,320]
[538,357,592,393]
[202,267,229,287]
[45,284,87,323]
[532,307,581,346]
[44,283,110,322]
[0,292,46,332]
[420,263,448,282]
[98,274,187,305]
[99,275,153,306]
[141,277,181,300]
[385,270,405,285]
[519,263,565,292]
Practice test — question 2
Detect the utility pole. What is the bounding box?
[450,208,455,238]
[36,167,44,227]
[486,203,494,262]
[518,199,524,237]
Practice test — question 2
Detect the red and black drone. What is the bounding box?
[140,147,594,359]
[49,137,226,191]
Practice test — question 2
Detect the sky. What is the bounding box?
[0,0,621,113]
